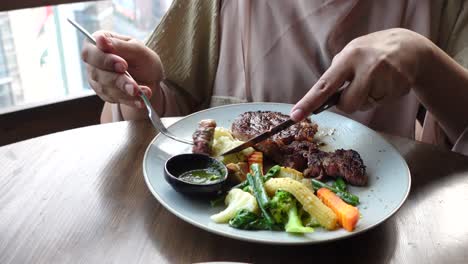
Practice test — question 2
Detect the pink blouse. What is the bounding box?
[211,0,468,155]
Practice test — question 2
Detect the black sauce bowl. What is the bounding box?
[164,153,228,197]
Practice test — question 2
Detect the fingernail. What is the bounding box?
[290,108,304,121]
[135,101,143,108]
[114,63,125,73]
[125,84,134,96]
[143,88,151,98]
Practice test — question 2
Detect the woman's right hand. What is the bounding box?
[81,31,164,108]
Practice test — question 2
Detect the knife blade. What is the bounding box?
[219,89,343,156]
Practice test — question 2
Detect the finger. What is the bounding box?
[82,41,128,73]
[356,64,409,112]
[87,78,105,100]
[290,60,353,121]
[373,68,411,103]
[116,84,152,109]
[358,89,379,111]
[93,31,131,54]
[88,78,116,103]
[358,83,380,111]
[359,101,374,111]
[137,85,153,98]
[122,99,143,108]
[132,85,153,109]
[337,74,371,113]
[93,30,132,46]
[95,33,145,63]
[88,66,141,97]
[89,74,137,104]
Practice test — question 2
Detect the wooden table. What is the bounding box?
[1,118,468,264]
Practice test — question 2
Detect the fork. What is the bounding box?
[67,18,193,145]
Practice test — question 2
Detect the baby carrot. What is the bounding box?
[317,188,359,231]
[248,151,263,174]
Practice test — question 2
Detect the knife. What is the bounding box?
[220,89,343,156]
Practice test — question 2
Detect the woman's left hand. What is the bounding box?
[290,28,431,121]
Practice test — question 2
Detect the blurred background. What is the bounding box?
[0,0,173,112]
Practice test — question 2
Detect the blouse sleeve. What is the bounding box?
[420,1,468,155]
[440,1,468,68]
[144,0,221,116]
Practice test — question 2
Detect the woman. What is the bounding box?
[81,0,468,155]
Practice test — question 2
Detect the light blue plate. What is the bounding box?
[143,103,411,244]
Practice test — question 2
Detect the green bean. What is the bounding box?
[311,179,360,206]
[233,165,281,190]
[247,164,275,226]
[333,177,347,192]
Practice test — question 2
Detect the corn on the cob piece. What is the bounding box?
[278,167,304,181]
[264,178,338,230]
[300,178,315,192]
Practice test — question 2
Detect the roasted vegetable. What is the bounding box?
[269,190,313,233]
[248,151,264,173]
[212,127,254,163]
[229,209,280,230]
[300,209,321,228]
[247,164,275,228]
[278,167,304,181]
[311,179,360,206]
[263,165,282,181]
[234,165,281,190]
[333,177,347,192]
[226,162,249,184]
[210,188,258,223]
[317,188,360,231]
[285,203,314,233]
[269,190,295,223]
[264,178,338,230]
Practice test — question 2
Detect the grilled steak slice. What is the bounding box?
[231,111,318,170]
[304,148,367,186]
[231,111,317,144]
[192,119,216,155]
[280,141,317,172]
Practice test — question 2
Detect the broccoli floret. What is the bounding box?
[268,190,295,224]
[268,190,314,234]
[285,205,314,233]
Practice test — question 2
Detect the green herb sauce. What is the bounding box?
[179,168,223,185]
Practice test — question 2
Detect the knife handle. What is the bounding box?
[313,89,344,114]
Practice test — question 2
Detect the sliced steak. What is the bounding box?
[192,119,216,155]
[304,148,367,186]
[231,111,318,170]
[231,111,317,144]
[280,141,317,172]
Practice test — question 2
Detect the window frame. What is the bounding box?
[0,0,107,145]
[0,0,99,12]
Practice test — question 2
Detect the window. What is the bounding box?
[0,0,173,112]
